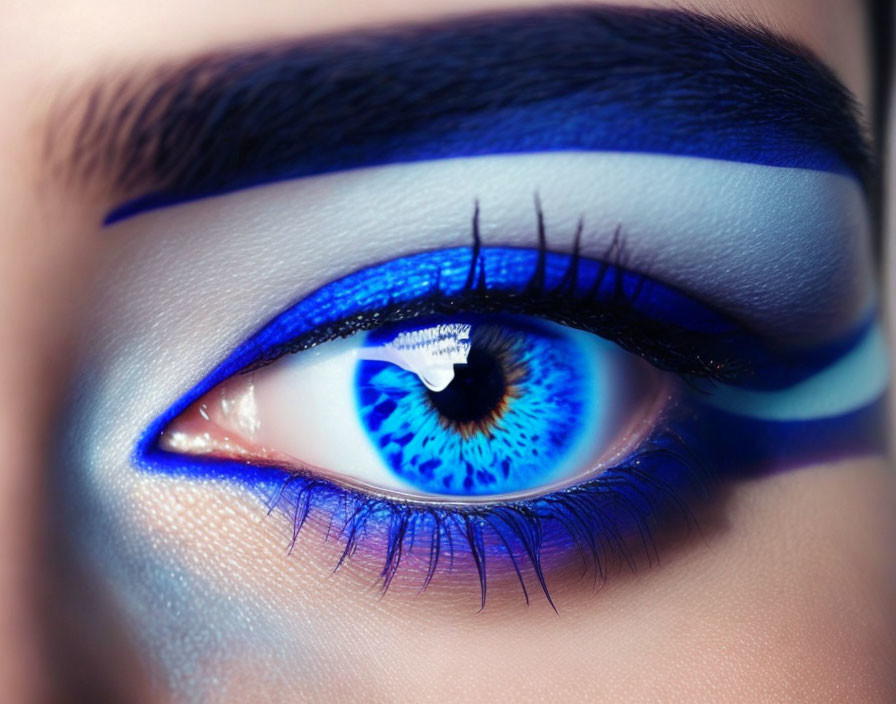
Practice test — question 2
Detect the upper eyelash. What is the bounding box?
[242,200,748,383]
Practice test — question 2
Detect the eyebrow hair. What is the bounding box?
[50,6,871,223]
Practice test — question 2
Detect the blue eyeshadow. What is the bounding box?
[137,245,882,481]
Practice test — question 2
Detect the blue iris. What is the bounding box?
[356,316,591,496]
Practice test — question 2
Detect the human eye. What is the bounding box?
[67,7,887,621]
[126,166,885,606]
[144,204,747,601]
[156,236,680,501]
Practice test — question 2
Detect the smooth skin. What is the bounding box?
[0,0,894,702]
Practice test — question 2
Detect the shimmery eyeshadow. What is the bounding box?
[103,153,875,343]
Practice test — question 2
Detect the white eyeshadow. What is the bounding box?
[107,150,873,339]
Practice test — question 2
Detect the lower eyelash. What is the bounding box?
[261,406,712,610]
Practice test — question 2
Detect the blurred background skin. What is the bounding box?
[0,0,893,702]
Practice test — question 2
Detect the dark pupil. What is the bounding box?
[426,347,506,424]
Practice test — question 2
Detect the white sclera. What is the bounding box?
[241,321,642,499]
[253,336,397,488]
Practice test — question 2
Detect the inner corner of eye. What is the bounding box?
[157,314,670,501]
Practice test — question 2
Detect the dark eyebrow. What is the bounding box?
[49,6,871,224]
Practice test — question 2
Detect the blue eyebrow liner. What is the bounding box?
[96,7,870,223]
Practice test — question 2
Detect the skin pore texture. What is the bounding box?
[0,1,894,704]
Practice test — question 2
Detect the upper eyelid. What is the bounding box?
[136,230,854,468]
[234,244,745,377]
[98,151,875,345]
[44,6,870,220]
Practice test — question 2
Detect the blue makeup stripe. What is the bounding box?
[101,8,869,223]
[702,399,887,478]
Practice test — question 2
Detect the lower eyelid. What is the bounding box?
[258,401,715,605]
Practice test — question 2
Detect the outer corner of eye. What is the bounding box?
[155,313,672,502]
